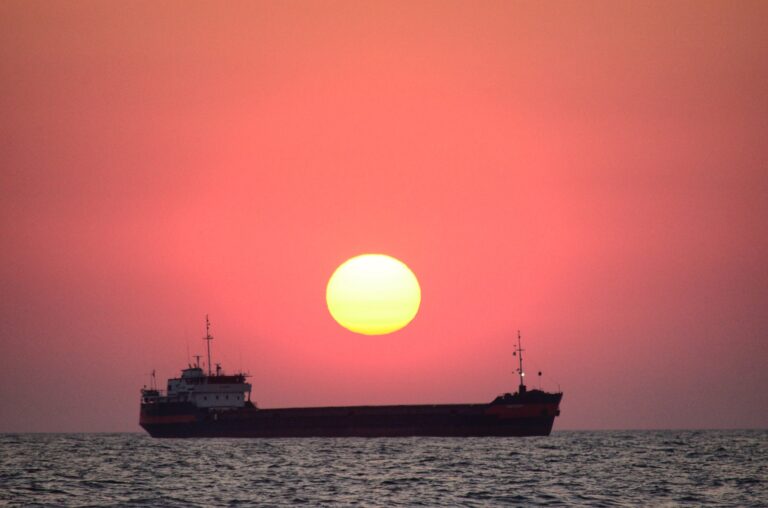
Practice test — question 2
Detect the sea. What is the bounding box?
[0,431,765,507]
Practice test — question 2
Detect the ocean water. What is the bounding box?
[0,431,765,507]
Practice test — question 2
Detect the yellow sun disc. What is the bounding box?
[326,254,421,335]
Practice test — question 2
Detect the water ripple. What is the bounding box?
[0,431,765,506]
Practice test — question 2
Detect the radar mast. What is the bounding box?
[204,315,214,376]
[514,330,526,394]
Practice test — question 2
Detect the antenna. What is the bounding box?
[515,330,526,394]
[204,315,214,377]
[193,355,202,369]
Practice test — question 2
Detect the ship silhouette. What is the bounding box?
[140,318,563,438]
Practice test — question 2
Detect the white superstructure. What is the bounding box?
[140,317,253,410]
[141,364,252,409]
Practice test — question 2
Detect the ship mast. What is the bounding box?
[515,330,526,394]
[204,315,214,377]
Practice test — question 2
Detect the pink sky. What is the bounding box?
[1,1,767,431]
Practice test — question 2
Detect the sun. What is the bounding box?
[326,254,421,335]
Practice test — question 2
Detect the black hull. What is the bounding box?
[140,395,562,438]
[142,418,557,438]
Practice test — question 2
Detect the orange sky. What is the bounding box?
[1,1,767,431]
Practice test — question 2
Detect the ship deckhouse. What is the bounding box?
[141,316,252,410]
[162,365,252,409]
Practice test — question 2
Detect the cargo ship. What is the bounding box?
[139,319,562,438]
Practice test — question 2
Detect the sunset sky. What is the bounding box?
[1,1,766,432]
